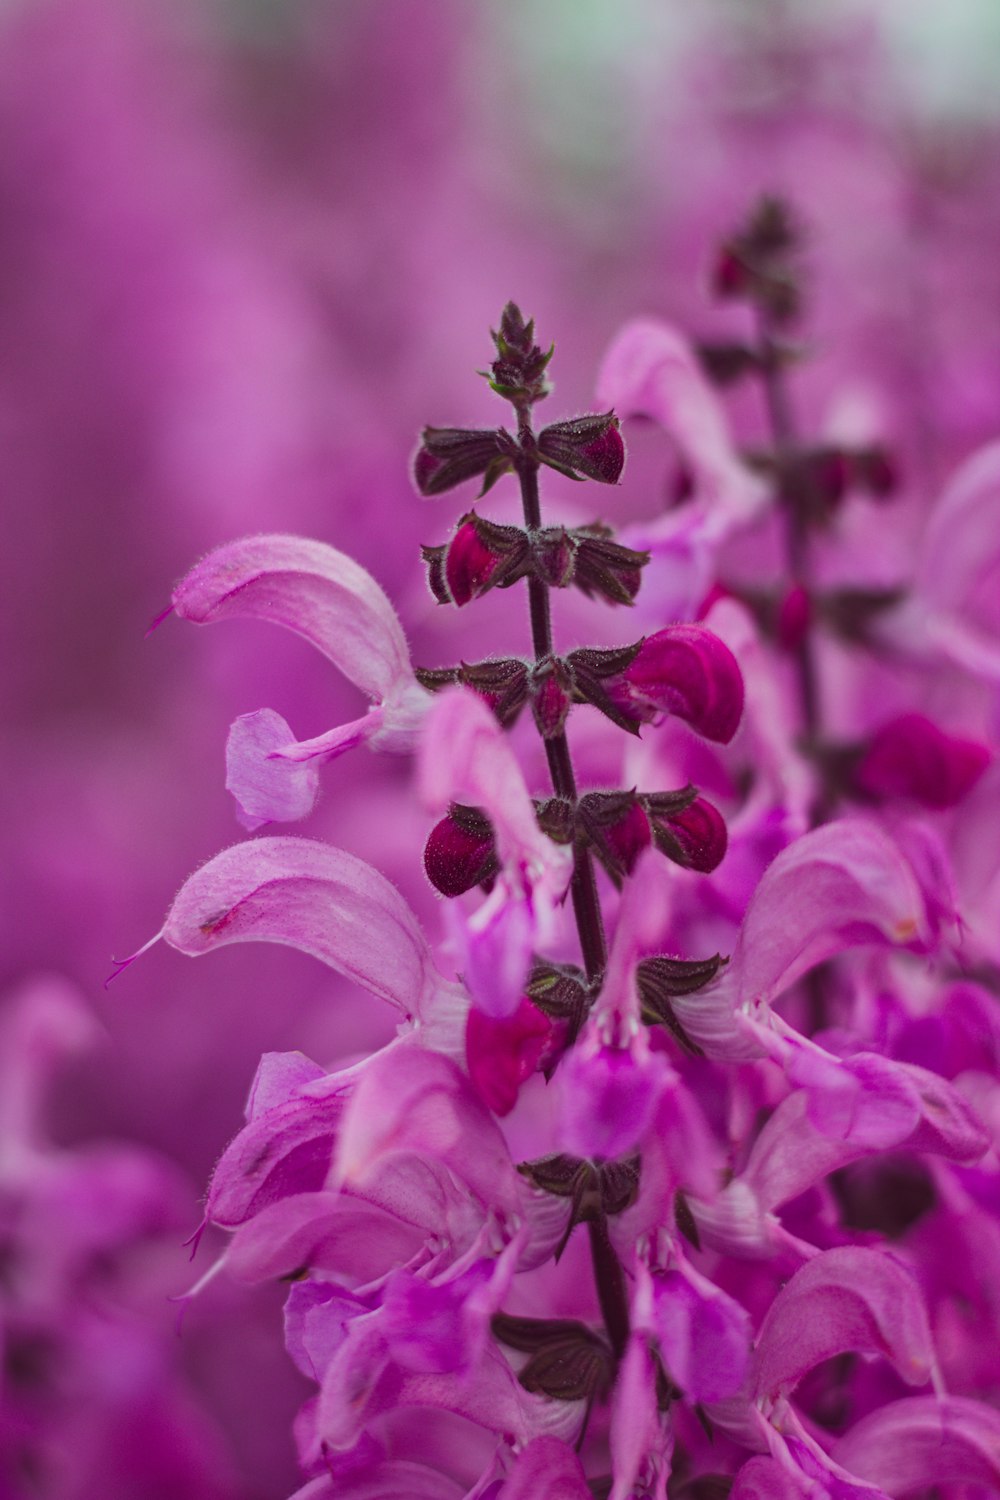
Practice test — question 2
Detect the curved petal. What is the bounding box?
[753,1247,934,1400]
[916,441,1000,675]
[832,1396,1000,1496]
[172,534,412,700]
[596,318,766,519]
[162,837,442,1018]
[333,1046,524,1218]
[731,819,930,1009]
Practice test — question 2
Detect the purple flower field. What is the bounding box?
[4,3,1000,1496]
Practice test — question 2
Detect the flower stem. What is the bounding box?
[515,417,629,1362]
[516,441,608,984]
[756,314,822,756]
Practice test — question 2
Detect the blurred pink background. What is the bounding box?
[2,1,999,1494]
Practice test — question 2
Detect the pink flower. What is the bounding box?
[170,535,429,828]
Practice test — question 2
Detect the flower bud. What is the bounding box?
[445,519,502,607]
[855,714,990,810]
[529,656,574,740]
[616,625,745,743]
[428,513,531,608]
[646,794,728,873]
[412,427,511,497]
[777,583,812,651]
[537,412,625,485]
[423,806,498,896]
[577,791,652,884]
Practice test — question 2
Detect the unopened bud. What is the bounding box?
[412,427,511,497]
[577,791,652,884]
[537,412,626,485]
[646,794,728,873]
[424,806,498,896]
[614,626,745,744]
[530,656,574,740]
[777,583,812,651]
[436,513,531,607]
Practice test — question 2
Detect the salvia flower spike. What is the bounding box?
[133,256,1000,1498]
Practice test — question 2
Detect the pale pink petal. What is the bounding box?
[596,319,766,519]
[162,837,442,1018]
[753,1247,935,1400]
[225,708,325,829]
[915,441,1000,677]
[245,1050,325,1120]
[832,1395,1000,1496]
[172,534,412,700]
[731,819,931,1010]
[226,1191,427,1283]
[332,1047,523,1218]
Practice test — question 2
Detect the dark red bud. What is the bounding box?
[412,427,511,498]
[651,797,728,873]
[712,246,750,299]
[536,413,625,485]
[855,715,990,810]
[624,626,744,743]
[424,811,497,897]
[857,446,898,499]
[577,422,625,484]
[445,521,501,607]
[530,658,573,740]
[777,584,812,651]
[604,800,653,876]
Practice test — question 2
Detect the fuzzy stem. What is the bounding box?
[514,416,628,1360]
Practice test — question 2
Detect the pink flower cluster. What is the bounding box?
[144,212,1000,1497]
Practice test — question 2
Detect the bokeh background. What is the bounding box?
[2,1,999,1495]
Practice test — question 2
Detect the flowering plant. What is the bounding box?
[131,205,1000,1498]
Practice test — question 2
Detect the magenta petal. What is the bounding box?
[284,1279,369,1384]
[732,819,930,1008]
[787,1049,922,1149]
[653,1267,751,1402]
[207,1088,345,1227]
[856,713,990,808]
[731,1457,808,1500]
[466,1000,552,1116]
[501,1438,591,1500]
[457,885,536,1019]
[752,1247,934,1400]
[832,1396,1000,1496]
[162,837,441,1017]
[624,625,744,743]
[225,708,322,829]
[172,534,412,700]
[556,1040,669,1160]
